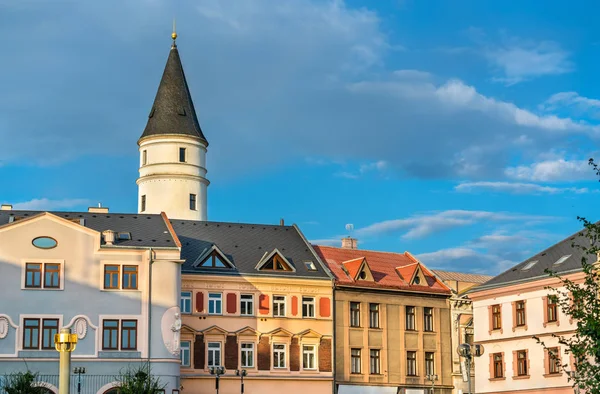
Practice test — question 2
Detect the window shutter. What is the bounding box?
[291,296,298,316]
[225,335,238,369]
[257,336,270,370]
[259,294,270,315]
[196,292,204,313]
[488,305,493,334]
[290,338,300,371]
[511,302,516,331]
[512,351,518,377]
[320,297,331,317]
[319,338,332,372]
[489,353,494,378]
[227,293,237,314]
[194,334,205,369]
[542,296,548,327]
[544,349,549,375]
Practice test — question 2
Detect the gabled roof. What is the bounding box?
[139,41,207,144]
[313,245,451,295]
[432,270,493,284]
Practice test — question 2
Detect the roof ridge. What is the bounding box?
[314,244,412,257]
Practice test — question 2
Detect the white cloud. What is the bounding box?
[392,69,432,80]
[505,159,593,182]
[12,198,90,211]
[540,92,600,117]
[455,181,590,194]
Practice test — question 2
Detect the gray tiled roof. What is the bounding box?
[171,220,332,280]
[0,210,178,248]
[473,226,596,292]
[139,44,208,144]
[433,270,493,284]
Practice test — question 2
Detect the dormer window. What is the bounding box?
[255,249,296,272]
[118,232,131,241]
[200,252,227,268]
[304,261,317,271]
[194,246,236,269]
[263,255,291,271]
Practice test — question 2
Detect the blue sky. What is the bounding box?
[1,0,600,275]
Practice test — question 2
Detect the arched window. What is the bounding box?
[103,389,120,394]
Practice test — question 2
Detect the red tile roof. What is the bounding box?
[342,257,365,280]
[313,245,451,295]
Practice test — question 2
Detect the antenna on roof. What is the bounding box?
[345,223,354,236]
[98,202,102,208]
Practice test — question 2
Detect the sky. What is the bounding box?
[1,0,600,275]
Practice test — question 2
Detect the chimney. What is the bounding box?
[341,237,358,249]
[102,230,117,245]
[1,204,12,211]
[88,205,109,213]
[280,218,285,226]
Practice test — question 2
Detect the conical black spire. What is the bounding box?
[140,41,208,144]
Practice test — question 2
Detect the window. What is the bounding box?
[44,264,60,288]
[240,294,254,316]
[521,260,538,271]
[302,297,315,318]
[181,341,191,367]
[517,350,528,376]
[548,348,560,374]
[369,303,379,328]
[260,254,292,271]
[516,301,526,327]
[23,319,40,349]
[351,349,361,374]
[179,147,186,163]
[121,320,137,350]
[547,296,558,323]
[141,195,146,212]
[122,266,138,290]
[142,150,147,165]
[425,352,434,376]
[407,351,417,376]
[424,307,434,332]
[208,342,221,367]
[25,263,42,288]
[25,263,61,289]
[303,345,317,370]
[118,232,132,241]
[104,265,120,289]
[22,318,58,350]
[350,302,360,327]
[273,296,286,317]
[493,353,503,378]
[41,319,59,350]
[208,293,222,315]
[304,261,317,271]
[273,344,286,368]
[181,291,192,314]
[102,320,119,350]
[241,343,254,368]
[370,350,380,374]
[553,254,571,266]
[492,304,502,330]
[406,306,416,331]
[189,194,197,211]
[198,250,231,268]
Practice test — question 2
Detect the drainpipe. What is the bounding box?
[331,280,337,394]
[148,248,154,366]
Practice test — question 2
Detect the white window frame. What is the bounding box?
[241,342,255,368]
[302,344,317,370]
[207,342,222,367]
[21,259,65,291]
[19,314,63,351]
[302,297,315,318]
[181,291,192,314]
[208,293,222,315]
[273,343,287,369]
[273,295,286,317]
[180,341,191,367]
[240,294,254,316]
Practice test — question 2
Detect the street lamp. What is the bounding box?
[425,373,438,394]
[54,328,78,394]
[73,367,86,394]
[209,366,225,394]
[235,369,247,393]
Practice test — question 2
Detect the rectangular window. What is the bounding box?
[492,304,502,330]
[141,195,146,212]
[208,342,222,367]
[44,263,60,288]
[102,320,119,350]
[517,350,528,376]
[370,349,381,374]
[273,296,286,317]
[351,349,361,374]
[493,353,503,378]
[181,341,191,367]
[302,297,315,318]
[350,302,360,327]
[41,319,59,350]
[181,291,192,314]
[547,296,558,323]
[302,345,317,370]
[240,294,254,316]
[273,344,286,368]
[369,303,380,329]
[122,265,138,290]
[406,306,416,331]
[179,147,186,163]
[241,342,254,368]
[142,150,147,165]
[516,301,526,327]
[104,265,120,289]
[23,319,40,349]
[189,194,197,211]
[424,307,434,332]
[25,263,42,288]
[425,352,434,376]
[549,348,560,374]
[121,320,137,350]
[208,293,222,315]
[407,351,417,376]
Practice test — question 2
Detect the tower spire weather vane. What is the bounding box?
[172,18,177,47]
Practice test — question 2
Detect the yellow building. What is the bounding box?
[315,239,454,394]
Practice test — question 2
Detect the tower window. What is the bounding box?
[189,194,197,210]
[142,150,147,165]
[141,195,146,212]
[179,147,186,163]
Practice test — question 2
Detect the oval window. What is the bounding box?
[32,237,57,249]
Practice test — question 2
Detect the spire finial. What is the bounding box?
[171,18,177,47]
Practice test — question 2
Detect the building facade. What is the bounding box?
[0,208,183,394]
[314,239,454,394]
[469,229,587,394]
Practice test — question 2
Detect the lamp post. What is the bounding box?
[209,366,225,394]
[426,373,438,394]
[54,328,78,394]
[457,344,472,394]
[235,369,247,393]
[73,367,86,394]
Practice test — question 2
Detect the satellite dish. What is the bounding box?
[345,224,354,231]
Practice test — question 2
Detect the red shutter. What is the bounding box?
[291,296,298,316]
[259,294,270,315]
[320,297,331,317]
[196,292,204,313]
[227,293,237,314]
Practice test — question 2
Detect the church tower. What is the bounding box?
[137,31,209,220]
